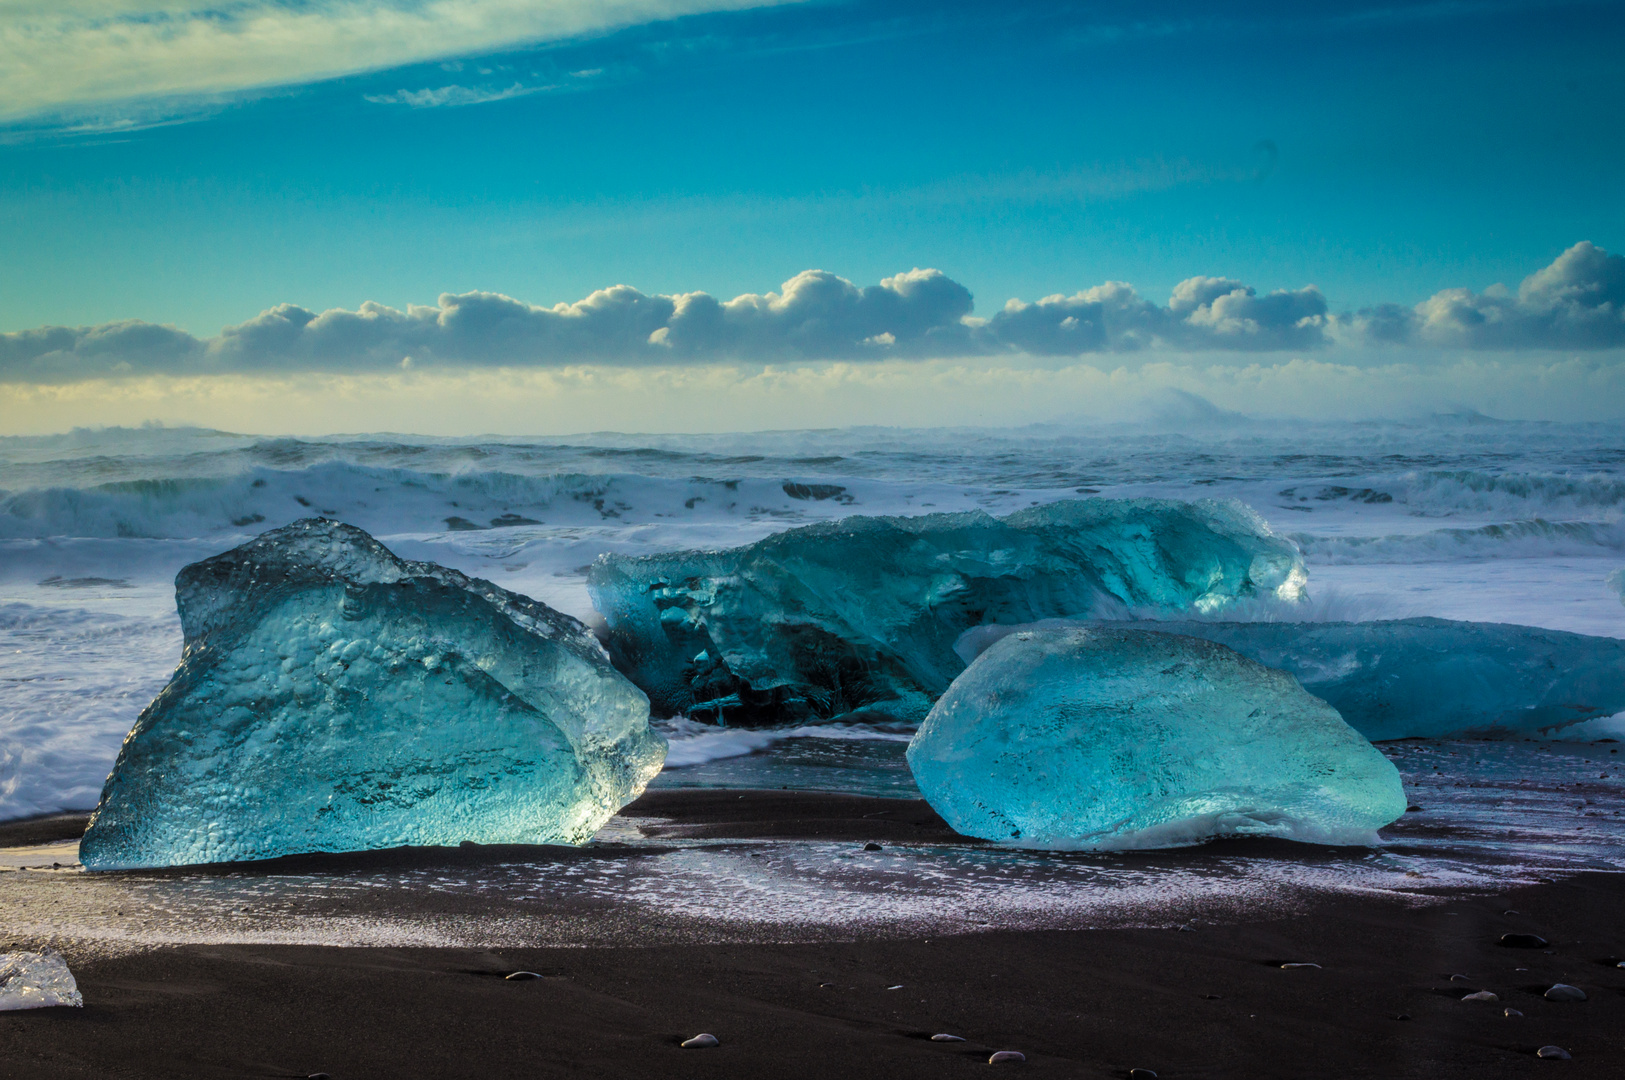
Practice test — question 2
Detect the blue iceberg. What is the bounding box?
[960,617,1625,740]
[907,627,1407,848]
[587,498,1305,725]
[80,519,665,870]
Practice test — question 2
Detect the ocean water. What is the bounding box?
[3,416,1625,826]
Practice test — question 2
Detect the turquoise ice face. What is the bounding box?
[588,497,1305,726]
[908,627,1407,849]
[80,519,665,870]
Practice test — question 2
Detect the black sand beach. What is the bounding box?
[3,793,1623,1079]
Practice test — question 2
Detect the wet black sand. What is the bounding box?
[2,794,1624,1079]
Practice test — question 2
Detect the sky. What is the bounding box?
[1,0,1623,433]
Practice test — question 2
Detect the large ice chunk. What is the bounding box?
[960,617,1625,740]
[0,951,83,1011]
[80,519,665,870]
[588,498,1305,725]
[907,627,1407,848]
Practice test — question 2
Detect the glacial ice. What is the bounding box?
[79,519,665,870]
[587,498,1305,725]
[906,627,1407,848]
[959,617,1625,740]
[0,952,83,1011]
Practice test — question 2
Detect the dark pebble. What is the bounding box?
[988,1051,1025,1064]
[504,971,542,980]
[931,1034,965,1042]
[681,1033,720,1049]
[1129,1070,1158,1079]
[1499,933,1549,948]
[1395,1014,1411,1021]
[307,1074,331,1079]
[1536,1046,1572,1060]
[863,843,883,852]
[1544,984,1587,1002]
[1280,962,1320,970]
[1406,805,1424,812]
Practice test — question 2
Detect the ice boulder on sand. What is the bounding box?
[907,627,1406,848]
[588,498,1305,726]
[80,519,666,870]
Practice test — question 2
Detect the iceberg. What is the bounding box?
[588,498,1305,725]
[0,951,83,1011]
[961,617,1625,740]
[906,627,1407,848]
[80,519,665,870]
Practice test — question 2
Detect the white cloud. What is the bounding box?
[0,0,794,123]
[4,245,1621,382]
[1338,242,1625,349]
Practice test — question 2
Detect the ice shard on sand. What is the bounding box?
[80,519,665,870]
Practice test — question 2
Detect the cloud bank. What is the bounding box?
[4,243,1622,382]
[0,0,786,123]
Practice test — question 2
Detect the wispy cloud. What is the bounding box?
[0,0,796,125]
[363,81,550,107]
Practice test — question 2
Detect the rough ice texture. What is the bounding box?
[907,627,1407,849]
[0,951,83,1011]
[959,617,1625,741]
[80,519,665,870]
[587,498,1306,726]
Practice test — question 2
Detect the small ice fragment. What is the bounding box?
[681,1033,720,1048]
[0,951,84,1011]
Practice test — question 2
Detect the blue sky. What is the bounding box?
[0,0,1622,430]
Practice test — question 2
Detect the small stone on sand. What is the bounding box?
[932,1034,966,1042]
[1462,991,1499,1002]
[1544,984,1587,1002]
[681,1033,720,1048]
[504,971,542,980]
[1448,974,1472,982]
[1536,1046,1572,1060]
[1499,933,1548,948]
[1394,1014,1411,1021]
[1505,1008,1523,1017]
[988,1051,1025,1064]
[1129,1070,1158,1079]
[307,1074,331,1079]
[1280,962,1320,970]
